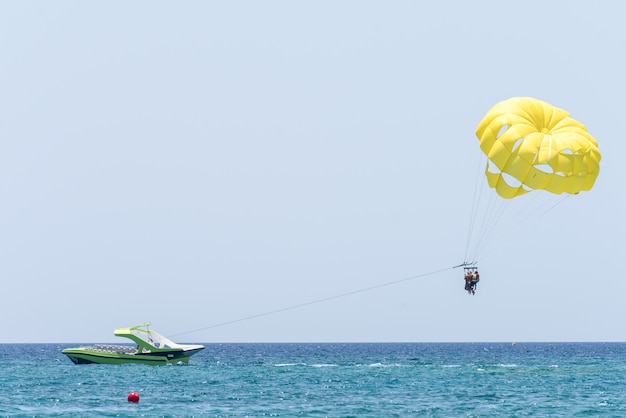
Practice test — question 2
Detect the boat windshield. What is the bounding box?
[128,326,183,349]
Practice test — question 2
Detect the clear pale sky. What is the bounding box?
[1,1,624,343]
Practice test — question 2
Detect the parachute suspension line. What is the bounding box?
[516,193,570,223]
[463,165,570,264]
[470,192,507,262]
[506,190,543,225]
[470,193,572,262]
[495,191,570,234]
[537,194,570,217]
[470,189,504,262]
[464,154,487,264]
[170,266,456,338]
[464,155,512,263]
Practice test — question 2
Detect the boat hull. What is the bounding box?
[62,347,204,365]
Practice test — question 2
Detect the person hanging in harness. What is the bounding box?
[470,269,480,294]
[464,269,473,294]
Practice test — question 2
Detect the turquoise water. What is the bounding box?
[2,343,626,416]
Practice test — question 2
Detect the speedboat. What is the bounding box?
[62,324,204,365]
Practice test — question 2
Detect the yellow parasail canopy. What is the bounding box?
[475,97,601,199]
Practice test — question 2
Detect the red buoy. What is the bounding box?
[127,391,140,403]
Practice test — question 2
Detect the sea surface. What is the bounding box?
[2,342,626,417]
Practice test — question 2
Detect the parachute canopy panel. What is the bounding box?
[475,97,601,199]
